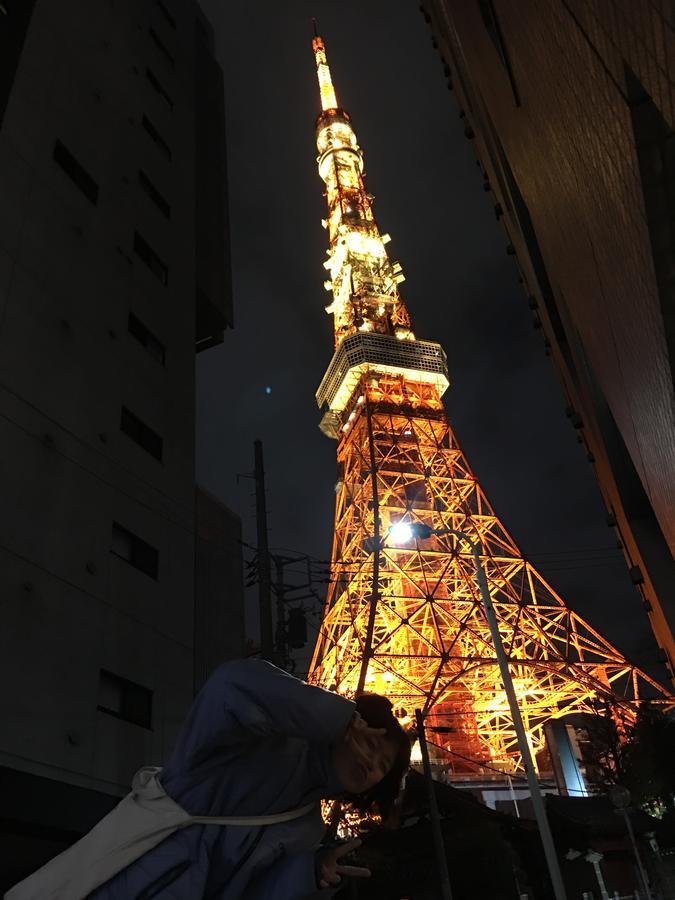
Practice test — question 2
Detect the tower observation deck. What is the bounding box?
[307,31,672,773]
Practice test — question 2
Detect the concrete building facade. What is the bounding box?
[0,0,242,888]
[421,0,675,683]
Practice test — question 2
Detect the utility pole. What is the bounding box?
[271,553,318,671]
[273,555,286,669]
[244,545,322,671]
[254,439,274,661]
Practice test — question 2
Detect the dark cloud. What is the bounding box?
[195,2,659,678]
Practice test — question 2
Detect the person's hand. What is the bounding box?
[316,838,371,888]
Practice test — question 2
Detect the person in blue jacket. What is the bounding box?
[89,658,411,899]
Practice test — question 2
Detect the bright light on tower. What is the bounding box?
[388,520,414,545]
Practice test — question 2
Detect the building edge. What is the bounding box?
[418,0,675,684]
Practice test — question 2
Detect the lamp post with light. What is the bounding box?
[609,786,652,900]
[387,520,567,900]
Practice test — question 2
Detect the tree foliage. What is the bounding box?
[581,703,675,813]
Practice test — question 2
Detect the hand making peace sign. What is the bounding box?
[316,838,371,888]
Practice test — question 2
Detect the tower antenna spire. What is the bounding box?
[311,26,338,111]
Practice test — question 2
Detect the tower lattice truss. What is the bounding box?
[306,32,672,773]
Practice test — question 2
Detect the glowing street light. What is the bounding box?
[387,520,414,545]
[386,520,434,546]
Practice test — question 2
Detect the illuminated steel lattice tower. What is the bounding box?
[307,32,671,772]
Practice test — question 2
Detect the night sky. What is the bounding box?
[195,2,659,679]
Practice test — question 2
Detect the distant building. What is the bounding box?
[194,487,246,691]
[0,0,242,888]
[421,0,675,683]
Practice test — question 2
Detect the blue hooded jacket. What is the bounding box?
[88,659,355,899]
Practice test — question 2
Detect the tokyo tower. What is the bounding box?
[306,30,672,773]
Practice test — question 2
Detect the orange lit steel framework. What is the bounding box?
[307,32,672,773]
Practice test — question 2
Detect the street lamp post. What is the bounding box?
[389,521,567,900]
[415,709,453,900]
[620,810,652,900]
[609,786,653,900]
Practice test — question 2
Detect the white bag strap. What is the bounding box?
[134,766,317,828]
[183,801,317,827]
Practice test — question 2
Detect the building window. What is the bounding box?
[625,67,675,375]
[138,170,171,219]
[141,114,171,161]
[477,1,520,106]
[155,0,176,30]
[148,27,175,68]
[128,312,166,365]
[120,406,163,461]
[98,669,153,729]
[145,68,174,111]
[111,521,159,579]
[52,140,99,204]
[133,231,168,285]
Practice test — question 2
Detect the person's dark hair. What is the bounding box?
[348,693,411,818]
